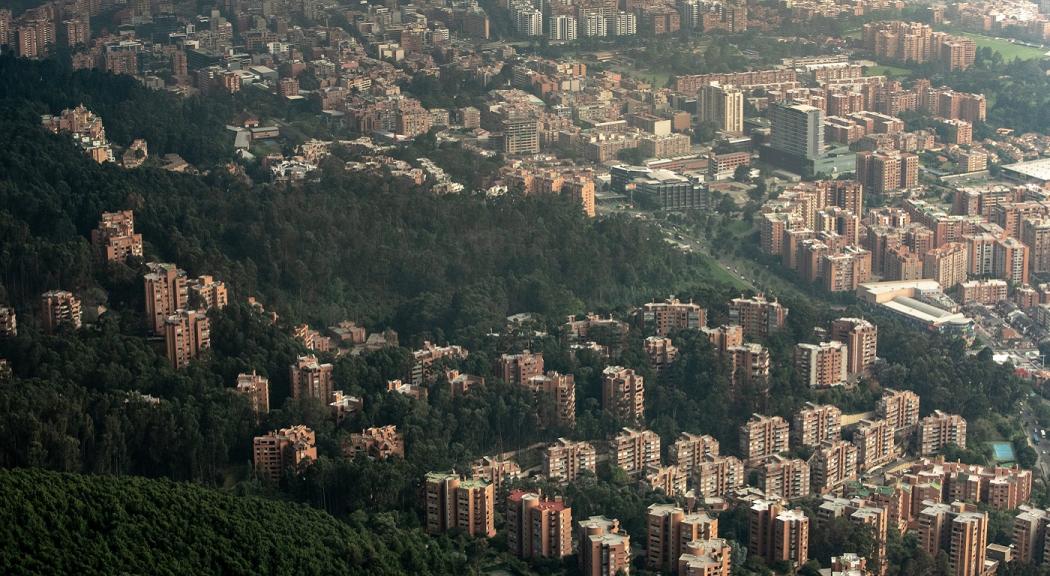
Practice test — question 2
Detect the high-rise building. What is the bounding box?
[144,262,188,335]
[923,242,969,289]
[728,295,788,340]
[578,516,631,576]
[91,210,143,263]
[727,343,771,393]
[877,388,920,434]
[290,354,334,403]
[424,471,496,538]
[506,491,572,559]
[917,502,987,576]
[544,438,597,482]
[547,14,577,41]
[501,110,539,155]
[499,350,544,385]
[1011,506,1048,565]
[699,82,744,134]
[471,455,523,498]
[703,324,744,353]
[695,455,746,498]
[993,237,1029,285]
[164,309,210,369]
[641,297,706,335]
[830,318,878,375]
[526,371,576,429]
[771,103,824,162]
[853,419,895,471]
[671,432,720,475]
[795,341,848,388]
[236,371,270,417]
[750,500,810,567]
[644,336,678,374]
[740,414,790,463]
[40,290,82,333]
[918,410,967,455]
[646,504,718,572]
[602,366,645,424]
[613,427,661,476]
[678,538,733,576]
[253,425,317,483]
[189,275,228,310]
[758,455,811,500]
[793,402,842,448]
[856,150,918,198]
[808,440,858,495]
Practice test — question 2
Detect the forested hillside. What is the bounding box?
[0,468,469,576]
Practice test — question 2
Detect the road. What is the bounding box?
[1020,397,1050,478]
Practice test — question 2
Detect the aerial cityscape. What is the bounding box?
[2,0,1050,574]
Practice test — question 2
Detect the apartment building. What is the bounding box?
[809,440,859,495]
[749,500,810,567]
[916,502,987,576]
[646,504,718,572]
[795,341,848,388]
[91,210,143,263]
[253,425,317,483]
[613,428,661,476]
[189,275,228,310]
[40,290,82,333]
[877,388,920,434]
[758,456,811,500]
[164,309,210,370]
[854,419,895,472]
[728,295,788,340]
[602,366,645,424]
[290,354,334,403]
[424,472,496,538]
[671,432,721,475]
[695,455,746,499]
[830,317,878,375]
[727,343,771,393]
[579,516,631,576]
[499,350,544,385]
[235,371,270,417]
[144,262,188,335]
[0,306,16,337]
[506,491,572,559]
[644,336,679,374]
[346,425,404,460]
[527,371,577,429]
[918,411,967,455]
[793,402,842,448]
[740,414,790,463]
[641,297,707,335]
[543,438,597,482]
[678,538,732,576]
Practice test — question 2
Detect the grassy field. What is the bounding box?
[954,31,1047,61]
[865,64,913,79]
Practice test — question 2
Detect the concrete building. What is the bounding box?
[809,440,859,495]
[527,371,577,429]
[645,336,678,374]
[346,425,404,460]
[771,102,824,162]
[918,411,967,455]
[749,499,810,567]
[40,290,81,333]
[641,296,706,336]
[793,402,842,448]
[923,242,969,290]
[236,371,270,418]
[856,150,918,198]
[544,438,597,482]
[189,275,228,310]
[877,388,920,434]
[613,427,661,476]
[471,456,523,498]
[646,504,718,572]
[854,419,895,472]
[91,210,143,263]
[602,366,645,424]
[424,471,496,538]
[727,343,771,393]
[499,350,544,385]
[830,318,878,375]
[1011,506,1048,565]
[144,262,188,335]
[164,309,210,370]
[740,414,790,463]
[506,491,572,559]
[703,324,744,354]
[795,341,848,388]
[579,516,631,576]
[916,502,987,576]
[253,425,317,483]
[728,295,788,340]
[671,432,720,475]
[699,82,744,134]
[290,354,334,403]
[678,538,732,576]
[695,455,746,498]
[758,456,811,500]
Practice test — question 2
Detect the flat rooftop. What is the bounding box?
[1002,158,1050,183]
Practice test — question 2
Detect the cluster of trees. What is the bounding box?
[0,468,477,575]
